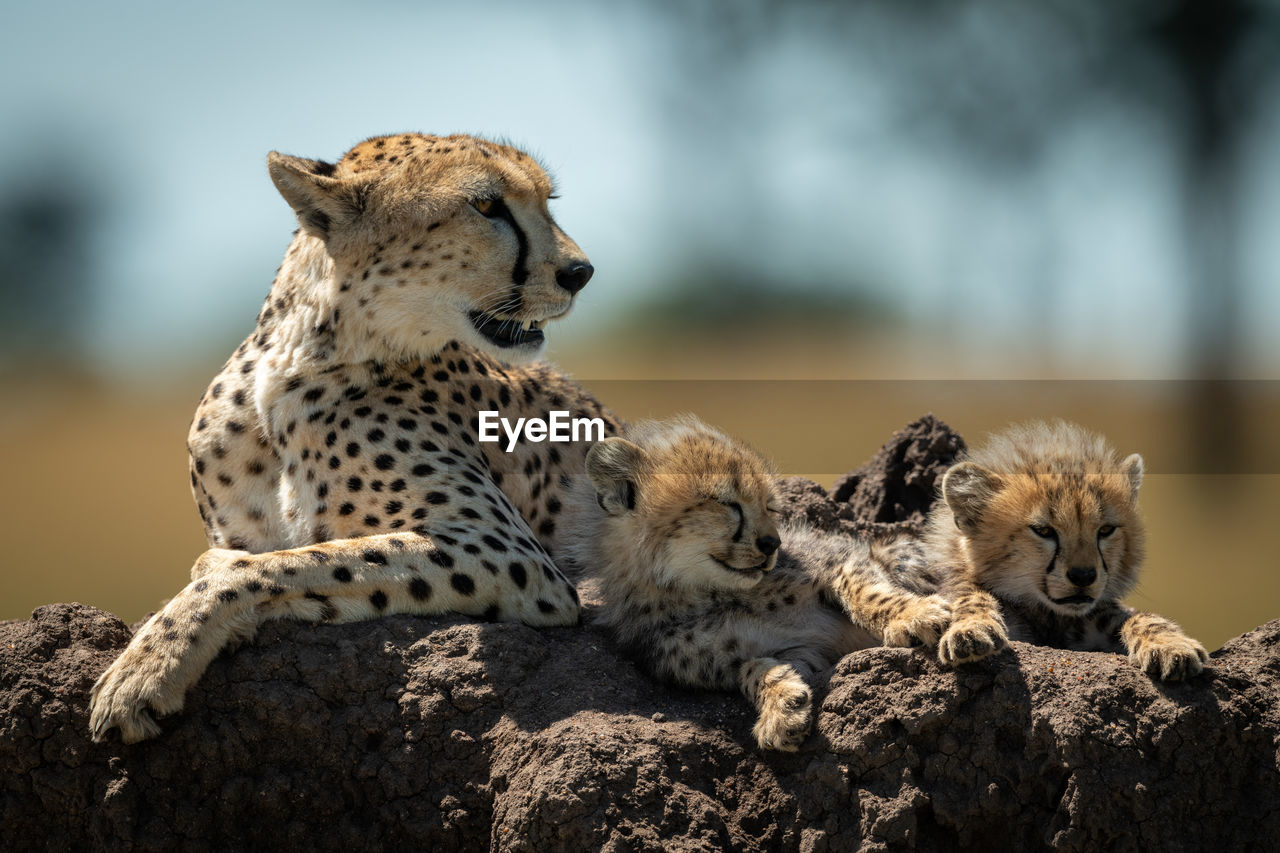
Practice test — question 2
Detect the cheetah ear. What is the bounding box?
[942,462,1001,535]
[586,438,647,516]
[267,152,364,239]
[1121,453,1144,502]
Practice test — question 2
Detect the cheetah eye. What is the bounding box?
[1098,524,1117,538]
[472,197,506,218]
[1030,523,1056,539]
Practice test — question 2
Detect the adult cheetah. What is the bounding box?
[90,133,621,743]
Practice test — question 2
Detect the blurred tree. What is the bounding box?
[644,0,1279,475]
[0,143,104,372]
[1142,0,1276,474]
[623,268,893,336]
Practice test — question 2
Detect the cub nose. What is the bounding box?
[556,261,594,294]
[1067,566,1097,588]
[756,535,781,556]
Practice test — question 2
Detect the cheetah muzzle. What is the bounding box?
[467,311,550,350]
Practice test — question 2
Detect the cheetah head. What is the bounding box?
[586,418,783,592]
[941,421,1146,617]
[268,133,592,363]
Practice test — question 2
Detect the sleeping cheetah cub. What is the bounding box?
[563,417,955,751]
[932,420,1208,680]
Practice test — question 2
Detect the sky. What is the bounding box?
[2,0,1279,379]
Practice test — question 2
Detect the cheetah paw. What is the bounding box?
[88,644,187,744]
[752,671,813,752]
[882,594,954,648]
[1130,634,1208,681]
[937,614,1008,666]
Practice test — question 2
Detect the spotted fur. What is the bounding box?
[927,420,1208,680]
[90,133,620,743]
[562,418,954,751]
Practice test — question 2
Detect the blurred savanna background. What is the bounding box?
[2,0,1277,650]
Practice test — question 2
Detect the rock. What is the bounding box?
[821,411,967,536]
[2,416,1277,851]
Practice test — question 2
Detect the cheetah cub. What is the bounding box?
[563,417,955,751]
[931,420,1208,680]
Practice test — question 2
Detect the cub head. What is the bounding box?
[940,421,1146,616]
[268,133,592,362]
[585,418,782,592]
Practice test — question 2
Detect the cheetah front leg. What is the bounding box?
[189,548,249,581]
[1117,608,1208,681]
[739,657,814,751]
[827,570,953,651]
[89,549,262,742]
[89,529,579,743]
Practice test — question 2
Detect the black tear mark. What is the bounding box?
[1044,540,1060,575]
[494,203,530,286]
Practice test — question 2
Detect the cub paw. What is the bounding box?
[882,594,953,648]
[938,614,1008,666]
[1130,633,1208,681]
[752,669,813,752]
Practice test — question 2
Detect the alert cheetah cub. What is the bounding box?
[563,417,954,751]
[930,420,1208,680]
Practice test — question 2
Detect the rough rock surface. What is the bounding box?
[3,416,1278,851]
[785,412,965,539]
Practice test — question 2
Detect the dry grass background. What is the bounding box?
[2,331,1275,651]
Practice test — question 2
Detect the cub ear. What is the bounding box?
[1121,453,1144,502]
[942,462,1002,535]
[267,152,363,238]
[586,438,647,516]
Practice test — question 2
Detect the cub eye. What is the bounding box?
[1030,524,1056,539]
[472,197,504,218]
[722,500,745,540]
[1098,524,1117,538]
[766,504,781,515]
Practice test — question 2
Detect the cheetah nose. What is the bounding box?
[556,261,594,294]
[756,535,781,556]
[1067,566,1097,587]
